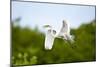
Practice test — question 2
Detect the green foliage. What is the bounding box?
[11,19,96,66]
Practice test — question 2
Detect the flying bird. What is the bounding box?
[43,20,74,50]
[57,20,74,43]
[43,25,56,50]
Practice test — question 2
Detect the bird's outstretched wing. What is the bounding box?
[58,20,70,36]
[44,30,55,50]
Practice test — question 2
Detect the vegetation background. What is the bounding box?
[11,18,96,66]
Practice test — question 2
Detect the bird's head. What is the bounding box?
[43,25,56,35]
[43,25,52,30]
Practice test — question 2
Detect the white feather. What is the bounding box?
[57,20,74,43]
[43,20,74,50]
[58,20,70,36]
[44,28,55,50]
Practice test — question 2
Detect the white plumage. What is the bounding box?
[43,20,74,50]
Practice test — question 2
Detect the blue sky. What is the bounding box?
[12,1,95,32]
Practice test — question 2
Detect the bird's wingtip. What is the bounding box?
[45,47,52,50]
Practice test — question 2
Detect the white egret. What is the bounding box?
[43,25,56,50]
[57,20,74,43]
[43,20,74,50]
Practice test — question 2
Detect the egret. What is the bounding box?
[43,20,74,50]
